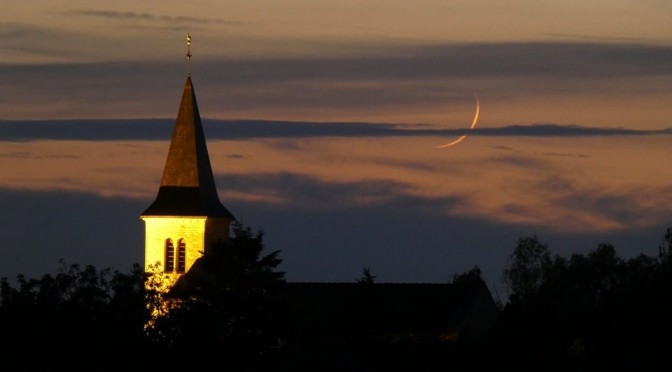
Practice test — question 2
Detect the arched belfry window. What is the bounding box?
[165,239,175,273]
[177,239,186,273]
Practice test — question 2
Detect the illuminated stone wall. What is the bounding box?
[141,216,231,276]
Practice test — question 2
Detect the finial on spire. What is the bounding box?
[186,33,192,76]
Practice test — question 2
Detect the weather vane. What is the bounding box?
[186,33,192,76]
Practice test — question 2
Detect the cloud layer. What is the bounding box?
[2,41,672,126]
[0,119,669,142]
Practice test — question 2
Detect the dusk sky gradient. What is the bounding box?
[2,1,672,295]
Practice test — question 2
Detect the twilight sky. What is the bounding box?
[2,1,672,294]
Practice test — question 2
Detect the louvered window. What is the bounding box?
[177,239,186,273]
[165,239,175,272]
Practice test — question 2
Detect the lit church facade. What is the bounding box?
[140,74,234,281]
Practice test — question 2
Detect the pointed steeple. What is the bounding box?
[141,76,234,219]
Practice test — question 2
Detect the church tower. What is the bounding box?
[140,44,234,280]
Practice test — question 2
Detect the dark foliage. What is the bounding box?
[145,221,286,370]
[0,260,147,370]
[355,266,376,284]
[482,229,672,371]
[3,225,672,371]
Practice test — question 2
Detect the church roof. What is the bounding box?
[279,280,500,344]
[141,76,234,219]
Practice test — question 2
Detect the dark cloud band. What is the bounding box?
[0,119,668,142]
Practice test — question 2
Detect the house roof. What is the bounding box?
[170,253,500,345]
[142,76,234,219]
[280,280,500,344]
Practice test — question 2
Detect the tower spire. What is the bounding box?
[186,33,192,76]
[140,37,233,288]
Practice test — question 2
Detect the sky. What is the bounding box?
[2,1,672,296]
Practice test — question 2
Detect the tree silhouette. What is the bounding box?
[5,225,672,370]
[356,266,376,284]
[487,230,672,370]
[0,260,147,370]
[502,235,551,302]
[146,221,286,369]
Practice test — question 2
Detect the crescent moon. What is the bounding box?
[435,94,480,149]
